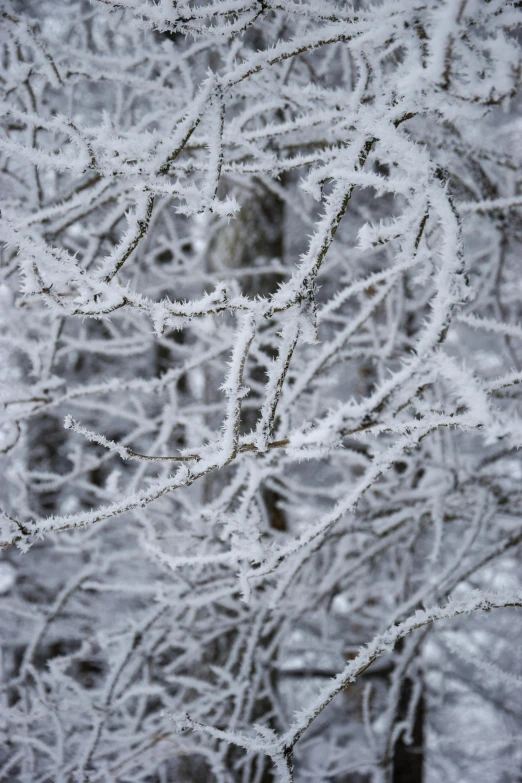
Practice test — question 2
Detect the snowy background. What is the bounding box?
[1,1,522,781]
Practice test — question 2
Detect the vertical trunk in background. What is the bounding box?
[209,172,287,783]
[242,183,287,783]
[391,678,425,783]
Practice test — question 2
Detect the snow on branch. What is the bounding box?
[1,1,522,781]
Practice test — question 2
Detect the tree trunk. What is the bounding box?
[392,678,425,783]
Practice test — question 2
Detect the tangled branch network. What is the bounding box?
[1,1,522,781]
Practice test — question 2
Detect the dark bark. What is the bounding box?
[392,678,425,783]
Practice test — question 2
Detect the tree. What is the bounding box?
[1,1,522,781]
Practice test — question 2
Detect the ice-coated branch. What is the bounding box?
[282,592,522,754]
